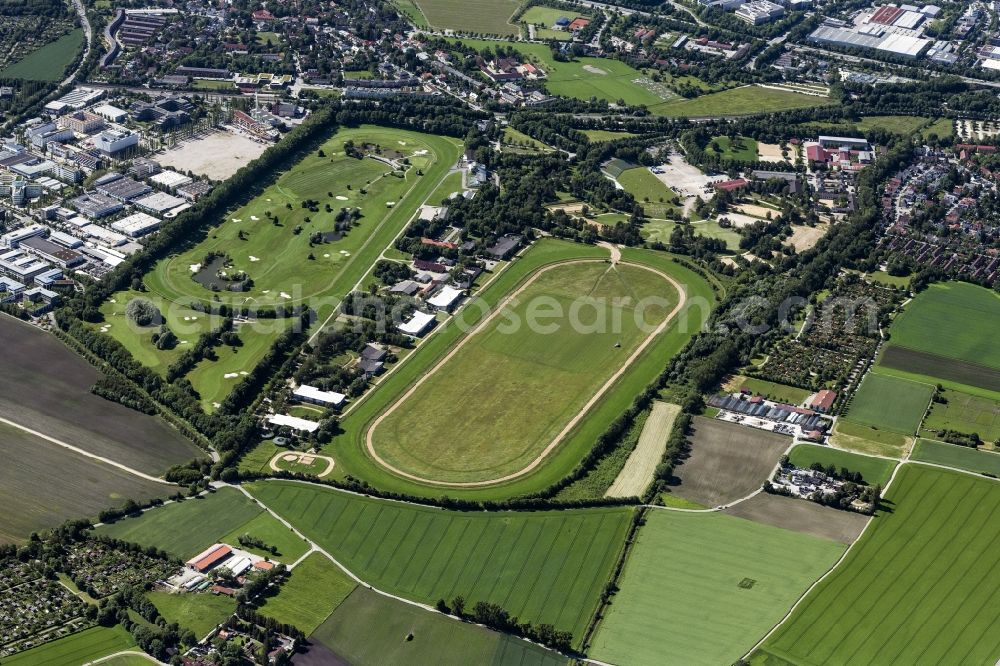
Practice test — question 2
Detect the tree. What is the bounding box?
[125,298,161,327]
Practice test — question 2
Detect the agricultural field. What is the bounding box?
[830,418,911,459]
[392,0,430,28]
[258,554,357,634]
[787,444,896,487]
[0,315,203,476]
[3,625,135,666]
[725,375,812,405]
[94,487,265,559]
[246,480,632,644]
[310,587,568,666]
[724,493,870,545]
[217,511,311,562]
[414,0,520,34]
[669,417,789,507]
[921,388,1000,443]
[557,411,648,501]
[757,464,1000,666]
[606,401,681,498]
[323,240,713,500]
[879,282,1000,392]
[369,259,678,485]
[0,28,82,81]
[590,511,845,666]
[708,135,759,162]
[911,439,1000,477]
[843,372,934,435]
[148,591,234,638]
[0,423,173,544]
[649,85,835,117]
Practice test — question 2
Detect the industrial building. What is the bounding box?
[808,21,931,59]
[736,0,784,24]
[111,212,161,237]
[292,384,346,408]
[93,128,139,156]
[96,175,152,202]
[72,192,124,218]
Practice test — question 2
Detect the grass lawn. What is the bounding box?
[247,480,632,645]
[921,388,1000,444]
[855,115,929,135]
[0,28,82,81]
[192,79,235,90]
[392,0,430,28]
[258,554,357,634]
[148,591,235,638]
[370,260,677,484]
[94,487,264,559]
[708,135,758,161]
[787,443,896,486]
[843,372,934,435]
[426,169,464,205]
[415,0,520,34]
[3,626,135,666]
[256,31,282,45]
[757,464,1000,665]
[642,219,741,250]
[312,586,567,665]
[239,439,285,474]
[502,126,551,152]
[617,167,680,215]
[217,511,311,563]
[590,511,844,666]
[581,129,637,142]
[650,86,834,117]
[330,239,715,500]
[911,439,1000,477]
[727,375,811,405]
[866,270,910,287]
[831,419,910,459]
[520,5,589,27]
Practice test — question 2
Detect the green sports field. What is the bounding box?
[312,586,568,665]
[921,388,1000,443]
[370,260,677,484]
[258,554,357,634]
[843,372,933,435]
[787,444,896,487]
[911,439,1000,477]
[415,0,520,34]
[708,135,759,161]
[247,480,631,644]
[590,511,845,666]
[0,28,82,81]
[758,464,1000,665]
[94,488,265,559]
[148,591,234,638]
[581,129,638,142]
[727,376,812,405]
[3,626,135,666]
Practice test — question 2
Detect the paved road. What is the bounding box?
[63,0,93,87]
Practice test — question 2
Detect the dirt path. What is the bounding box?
[364,249,690,488]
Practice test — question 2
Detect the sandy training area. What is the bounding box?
[788,223,829,252]
[366,248,690,488]
[606,401,682,498]
[269,450,336,477]
[757,142,791,164]
[735,203,781,220]
[158,130,270,180]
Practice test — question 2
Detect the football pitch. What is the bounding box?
[590,511,845,666]
[758,464,1000,665]
[843,372,933,435]
[369,260,680,485]
[246,480,632,644]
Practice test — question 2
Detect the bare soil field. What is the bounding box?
[157,129,270,181]
[756,142,791,163]
[668,417,789,507]
[787,223,829,252]
[606,401,681,498]
[0,317,203,475]
[724,492,869,545]
[734,203,781,220]
[882,345,1000,393]
[0,423,171,544]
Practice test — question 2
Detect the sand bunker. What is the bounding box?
[583,65,608,75]
[232,218,242,222]
[250,215,260,221]
[249,256,260,262]
[280,291,291,299]
[323,253,330,258]
[189,263,201,273]
[336,195,349,200]
[414,149,428,155]
[224,372,239,379]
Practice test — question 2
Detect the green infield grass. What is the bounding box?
[94,487,264,559]
[590,511,844,666]
[3,626,135,666]
[258,553,357,634]
[650,86,834,117]
[312,586,568,665]
[757,464,1000,665]
[911,439,1000,477]
[247,480,631,644]
[0,29,83,81]
[617,167,681,216]
[369,259,677,484]
[217,511,311,563]
[787,444,896,487]
[148,591,235,638]
[426,169,464,205]
[327,239,715,499]
[843,372,934,434]
[415,0,520,34]
[708,135,758,161]
[921,388,1000,443]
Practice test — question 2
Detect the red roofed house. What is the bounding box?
[807,389,837,413]
[252,9,275,22]
[253,560,275,571]
[714,178,749,192]
[187,544,232,572]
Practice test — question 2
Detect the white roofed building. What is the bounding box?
[292,384,346,407]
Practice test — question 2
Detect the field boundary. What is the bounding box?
[364,253,689,487]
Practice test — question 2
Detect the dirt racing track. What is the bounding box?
[364,250,689,488]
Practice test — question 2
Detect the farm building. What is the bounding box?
[268,413,320,433]
[807,389,837,412]
[293,384,346,408]
[486,235,521,260]
[398,310,436,337]
[358,358,384,377]
[361,344,387,362]
[427,285,464,312]
[187,544,232,572]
